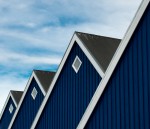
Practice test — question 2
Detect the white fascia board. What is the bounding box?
[10,92,18,107]
[0,92,11,120]
[8,72,38,129]
[75,36,104,77]
[77,0,149,128]
[33,71,46,96]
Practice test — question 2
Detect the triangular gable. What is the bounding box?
[77,0,150,128]
[76,32,121,72]
[10,91,23,106]
[34,70,55,93]
[31,32,121,128]
[0,90,22,121]
[8,70,54,129]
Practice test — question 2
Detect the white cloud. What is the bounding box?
[0,48,61,67]
[0,74,27,112]
[0,0,143,114]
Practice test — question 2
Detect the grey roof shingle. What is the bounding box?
[10,91,23,105]
[76,32,121,72]
[34,70,55,93]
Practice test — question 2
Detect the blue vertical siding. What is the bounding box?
[0,98,16,129]
[85,3,150,129]
[35,43,101,129]
[11,78,44,129]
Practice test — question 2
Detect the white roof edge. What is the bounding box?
[31,33,77,129]
[77,0,149,128]
[10,92,18,107]
[0,92,11,120]
[0,91,18,121]
[31,32,104,128]
[8,71,44,129]
[75,35,104,77]
[33,71,46,96]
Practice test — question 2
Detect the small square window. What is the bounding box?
[72,56,82,73]
[9,104,14,114]
[31,87,38,100]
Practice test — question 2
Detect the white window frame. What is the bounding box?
[9,104,14,114]
[31,87,38,100]
[72,56,82,73]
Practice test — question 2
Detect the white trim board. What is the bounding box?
[31,33,105,129]
[77,0,150,128]
[10,92,18,107]
[8,71,46,129]
[75,35,104,77]
[0,91,17,121]
[33,71,47,95]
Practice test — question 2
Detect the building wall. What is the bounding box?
[85,3,150,129]
[0,97,16,129]
[35,43,101,129]
[11,78,44,129]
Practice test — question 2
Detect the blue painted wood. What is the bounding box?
[85,3,150,129]
[35,43,101,129]
[0,97,16,129]
[11,78,44,129]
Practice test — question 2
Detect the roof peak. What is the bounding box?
[34,70,55,93]
[10,90,23,105]
[76,31,121,72]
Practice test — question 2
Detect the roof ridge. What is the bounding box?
[33,69,55,73]
[75,31,121,40]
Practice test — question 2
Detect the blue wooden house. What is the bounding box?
[31,0,150,128]
[77,0,150,129]
[0,90,23,129]
[31,32,120,129]
[8,70,55,129]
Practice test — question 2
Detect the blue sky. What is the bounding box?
[0,0,142,112]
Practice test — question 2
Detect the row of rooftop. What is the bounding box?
[0,0,150,128]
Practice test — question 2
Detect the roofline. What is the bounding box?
[33,71,47,95]
[77,0,150,128]
[75,31,121,41]
[8,72,46,129]
[33,69,56,73]
[10,91,18,107]
[75,34,104,77]
[75,31,121,73]
[31,32,105,128]
[0,91,18,121]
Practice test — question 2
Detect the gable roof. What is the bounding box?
[34,70,55,93]
[8,70,55,129]
[31,33,121,128]
[76,32,121,72]
[0,90,23,121]
[10,91,23,105]
[77,0,150,128]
